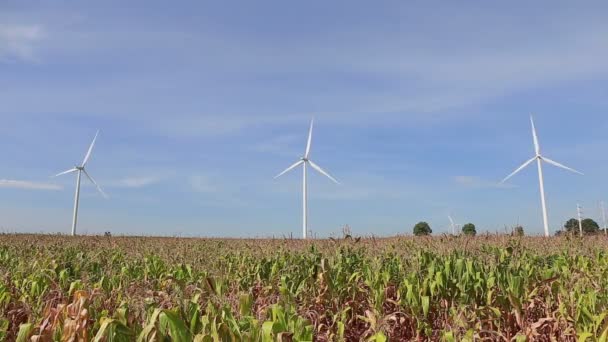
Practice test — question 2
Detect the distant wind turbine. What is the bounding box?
[577,203,584,237]
[501,116,583,237]
[601,201,607,236]
[54,130,107,236]
[274,119,339,239]
[448,215,460,235]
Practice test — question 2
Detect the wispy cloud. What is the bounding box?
[0,24,45,62]
[0,179,62,191]
[187,174,254,208]
[250,134,302,155]
[111,176,162,188]
[1,10,606,134]
[453,176,514,189]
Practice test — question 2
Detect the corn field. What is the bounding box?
[1,234,608,341]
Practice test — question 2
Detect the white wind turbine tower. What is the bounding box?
[577,203,584,236]
[54,130,107,236]
[448,215,460,235]
[501,116,583,237]
[601,201,607,235]
[274,119,339,239]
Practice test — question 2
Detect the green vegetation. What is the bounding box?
[563,218,600,235]
[461,223,476,236]
[413,221,432,236]
[1,234,608,340]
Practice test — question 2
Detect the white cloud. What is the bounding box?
[0,179,62,191]
[187,174,255,208]
[113,176,162,188]
[453,176,514,189]
[0,24,45,62]
[0,4,606,135]
[269,172,442,204]
[250,134,302,155]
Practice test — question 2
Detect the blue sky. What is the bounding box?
[1,1,607,237]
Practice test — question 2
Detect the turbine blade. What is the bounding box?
[542,156,584,175]
[501,156,537,183]
[82,169,108,198]
[274,160,304,179]
[53,168,78,177]
[304,118,314,159]
[308,160,339,184]
[530,116,540,155]
[82,130,100,166]
[448,215,455,226]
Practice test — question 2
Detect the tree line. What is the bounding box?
[412,218,607,236]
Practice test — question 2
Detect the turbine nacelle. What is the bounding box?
[274,119,339,184]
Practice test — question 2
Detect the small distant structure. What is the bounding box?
[342,224,352,237]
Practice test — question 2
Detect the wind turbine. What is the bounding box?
[448,215,460,235]
[54,130,107,236]
[501,116,583,237]
[274,119,339,239]
[601,201,607,235]
[577,203,584,236]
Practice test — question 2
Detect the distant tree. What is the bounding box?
[413,222,432,236]
[462,223,476,236]
[564,218,599,234]
[582,219,600,233]
[514,225,524,236]
[563,218,578,232]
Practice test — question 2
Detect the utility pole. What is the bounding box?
[577,203,584,237]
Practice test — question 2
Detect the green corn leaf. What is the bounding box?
[93,318,133,342]
[577,332,593,342]
[93,318,114,342]
[16,323,33,342]
[368,331,387,342]
[262,321,274,342]
[193,334,213,342]
[422,296,430,318]
[239,293,253,317]
[137,308,162,342]
[514,334,526,342]
[337,321,345,339]
[160,310,192,342]
[442,331,455,342]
